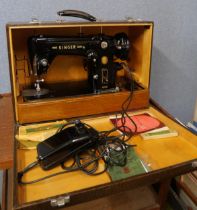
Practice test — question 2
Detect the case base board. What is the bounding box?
[16,107,197,205]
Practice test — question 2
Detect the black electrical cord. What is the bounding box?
[98,62,137,142]
[18,63,137,185]
[18,128,130,184]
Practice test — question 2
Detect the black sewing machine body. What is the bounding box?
[28,33,130,95]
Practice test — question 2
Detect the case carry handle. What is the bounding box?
[57,10,96,22]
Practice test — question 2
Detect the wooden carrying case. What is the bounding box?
[6,20,197,210]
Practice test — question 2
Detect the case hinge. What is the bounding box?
[29,17,40,24]
[125,16,142,22]
[50,196,70,207]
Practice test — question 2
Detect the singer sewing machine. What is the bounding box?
[23,33,130,100]
[9,22,152,123]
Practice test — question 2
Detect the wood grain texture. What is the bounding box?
[6,168,160,210]
[61,186,160,210]
[14,107,197,207]
[17,90,149,123]
[0,95,14,169]
[13,161,196,210]
[1,170,8,210]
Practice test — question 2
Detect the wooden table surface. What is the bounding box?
[0,94,14,169]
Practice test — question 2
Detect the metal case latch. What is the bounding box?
[50,196,70,207]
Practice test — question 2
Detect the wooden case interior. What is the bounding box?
[15,107,197,207]
[7,22,197,209]
[7,22,153,123]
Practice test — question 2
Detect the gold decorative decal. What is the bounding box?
[77,45,86,49]
[52,45,78,50]
[51,46,58,50]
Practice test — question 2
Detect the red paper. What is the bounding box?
[110,113,164,134]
